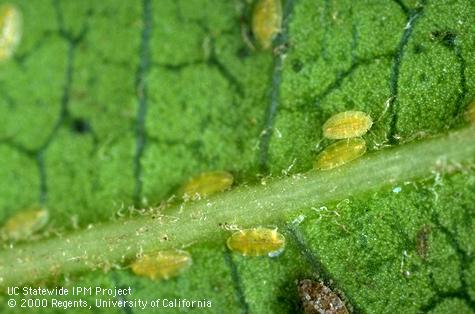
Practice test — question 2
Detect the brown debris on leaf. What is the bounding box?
[298,279,349,314]
[416,224,431,261]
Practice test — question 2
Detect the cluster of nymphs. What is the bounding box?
[130,171,286,281]
[2,0,283,57]
[1,4,39,240]
[4,102,474,282]
[129,227,286,281]
[314,100,475,171]
[314,111,373,170]
[3,0,475,286]
[0,3,21,62]
[130,228,285,281]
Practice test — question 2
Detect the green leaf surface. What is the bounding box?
[0,0,474,313]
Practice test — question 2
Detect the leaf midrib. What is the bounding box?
[1,126,474,288]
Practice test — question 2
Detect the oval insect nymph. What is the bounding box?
[322,111,373,139]
[227,227,285,257]
[179,171,233,200]
[131,249,192,280]
[1,208,49,241]
[252,0,282,50]
[298,279,349,314]
[314,138,366,170]
[0,4,22,62]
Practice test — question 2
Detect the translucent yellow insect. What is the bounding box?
[314,138,367,170]
[179,171,233,200]
[252,0,282,50]
[322,111,373,140]
[0,4,22,62]
[1,208,49,241]
[227,227,285,257]
[465,101,475,124]
[130,249,192,280]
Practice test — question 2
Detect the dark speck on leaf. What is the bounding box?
[292,59,304,73]
[237,46,251,59]
[430,30,457,48]
[419,73,427,82]
[71,118,91,134]
[413,43,425,54]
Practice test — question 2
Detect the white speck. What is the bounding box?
[292,214,305,225]
[392,186,402,193]
[67,256,81,262]
[268,247,285,258]
[312,206,328,212]
[282,158,296,176]
[259,128,270,137]
[336,198,350,209]
[404,15,417,30]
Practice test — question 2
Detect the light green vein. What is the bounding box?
[1,126,474,288]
